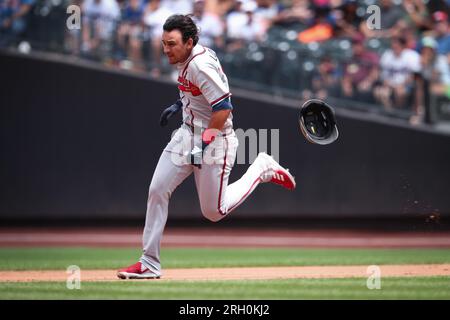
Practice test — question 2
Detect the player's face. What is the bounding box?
[162,30,194,65]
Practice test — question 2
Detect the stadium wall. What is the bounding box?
[1,51,450,221]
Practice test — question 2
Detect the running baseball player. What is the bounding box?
[117,14,296,279]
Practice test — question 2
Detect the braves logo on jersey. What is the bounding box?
[177,76,202,96]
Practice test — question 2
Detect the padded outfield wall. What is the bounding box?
[1,51,450,221]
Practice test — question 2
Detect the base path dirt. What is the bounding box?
[1,264,450,282]
[2,228,450,248]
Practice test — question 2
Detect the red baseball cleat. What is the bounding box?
[257,152,296,190]
[117,262,160,279]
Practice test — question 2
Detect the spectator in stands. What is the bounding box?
[82,0,121,56]
[304,56,340,100]
[0,0,34,46]
[333,0,363,38]
[419,37,450,86]
[271,0,313,27]
[204,0,235,17]
[226,0,265,52]
[297,3,334,43]
[415,36,450,123]
[402,20,421,50]
[161,0,193,15]
[360,0,407,39]
[425,0,450,16]
[431,52,450,98]
[402,0,433,33]
[430,11,450,55]
[410,36,450,125]
[341,34,379,102]
[192,0,224,50]
[143,0,173,77]
[255,0,283,18]
[253,0,285,31]
[399,0,436,51]
[116,0,145,71]
[374,36,421,111]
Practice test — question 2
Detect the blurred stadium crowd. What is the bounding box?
[1,0,449,125]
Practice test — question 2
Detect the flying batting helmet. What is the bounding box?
[299,99,339,145]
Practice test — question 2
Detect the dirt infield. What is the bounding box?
[2,228,450,248]
[1,264,450,282]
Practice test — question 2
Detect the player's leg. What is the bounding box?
[118,148,193,279]
[220,152,272,214]
[140,150,193,274]
[194,133,295,222]
[193,134,238,222]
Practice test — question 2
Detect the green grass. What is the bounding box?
[1,247,450,270]
[1,247,449,299]
[0,277,449,299]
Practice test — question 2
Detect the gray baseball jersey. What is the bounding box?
[177,44,233,130]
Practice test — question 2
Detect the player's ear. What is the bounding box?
[186,38,194,49]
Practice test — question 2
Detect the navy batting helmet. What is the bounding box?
[299,99,339,145]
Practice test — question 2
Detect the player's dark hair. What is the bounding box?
[163,14,199,46]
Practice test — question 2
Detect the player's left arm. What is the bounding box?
[208,109,232,132]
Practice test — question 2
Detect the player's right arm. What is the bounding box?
[190,58,233,167]
[193,61,233,146]
[159,99,183,127]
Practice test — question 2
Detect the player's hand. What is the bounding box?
[189,129,218,169]
[159,100,182,127]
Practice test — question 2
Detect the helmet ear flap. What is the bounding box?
[299,118,317,144]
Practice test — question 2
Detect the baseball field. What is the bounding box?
[1,228,450,300]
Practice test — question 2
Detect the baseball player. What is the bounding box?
[117,14,296,279]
